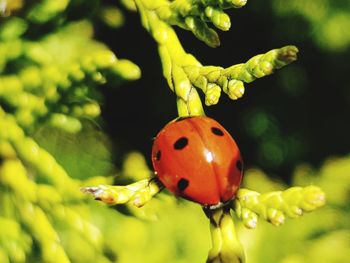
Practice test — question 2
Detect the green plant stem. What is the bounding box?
[234,186,326,228]
[134,1,298,116]
[81,177,164,207]
[204,206,245,263]
[135,0,206,116]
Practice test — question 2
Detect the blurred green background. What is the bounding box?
[0,0,349,263]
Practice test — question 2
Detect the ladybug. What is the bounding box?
[152,116,243,207]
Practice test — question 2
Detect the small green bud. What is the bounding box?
[185,16,220,47]
[49,114,82,133]
[133,188,153,207]
[210,8,231,31]
[27,0,69,23]
[93,50,117,69]
[0,17,28,40]
[3,40,22,60]
[111,59,141,80]
[71,106,83,117]
[43,85,59,102]
[68,64,85,82]
[57,73,72,90]
[205,83,221,106]
[25,43,51,65]
[230,0,248,8]
[0,116,24,140]
[0,141,16,159]
[15,109,35,128]
[0,76,22,94]
[276,45,299,66]
[20,67,42,90]
[81,57,97,74]
[286,205,303,218]
[82,103,101,118]
[224,79,244,100]
[241,208,258,229]
[42,66,63,87]
[99,6,125,28]
[300,186,326,211]
[267,208,285,225]
[204,6,214,18]
[156,5,172,21]
[91,72,107,84]
[120,0,137,11]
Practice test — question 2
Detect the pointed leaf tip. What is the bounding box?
[278,45,299,64]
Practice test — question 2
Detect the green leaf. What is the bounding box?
[185,16,220,47]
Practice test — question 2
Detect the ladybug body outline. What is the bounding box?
[152,116,243,207]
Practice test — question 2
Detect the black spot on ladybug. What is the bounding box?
[155,150,161,160]
[211,127,224,136]
[174,137,188,150]
[236,160,243,171]
[177,178,189,191]
[175,116,193,122]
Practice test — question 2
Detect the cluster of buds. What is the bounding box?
[0,18,140,133]
[155,0,248,47]
[0,2,141,262]
[184,45,299,106]
[234,186,326,229]
[134,1,298,117]
[81,179,163,208]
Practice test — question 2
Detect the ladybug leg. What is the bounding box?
[203,199,234,212]
[148,176,165,190]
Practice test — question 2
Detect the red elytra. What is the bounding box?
[152,116,243,206]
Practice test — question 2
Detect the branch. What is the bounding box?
[184,45,298,104]
[0,108,81,200]
[155,0,248,47]
[204,206,245,263]
[233,186,326,229]
[221,45,299,83]
[134,0,298,116]
[81,178,164,207]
